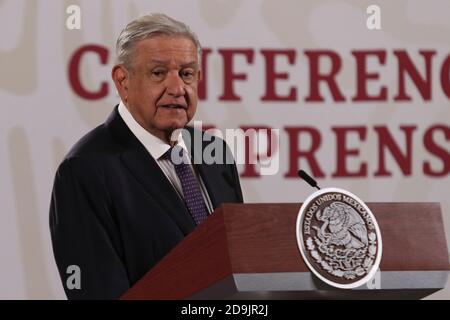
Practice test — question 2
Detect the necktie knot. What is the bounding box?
[160,145,185,164]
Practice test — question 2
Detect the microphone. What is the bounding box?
[297,170,321,190]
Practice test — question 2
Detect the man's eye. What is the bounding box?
[180,70,195,80]
[151,70,166,78]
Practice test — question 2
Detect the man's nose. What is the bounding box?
[166,72,186,97]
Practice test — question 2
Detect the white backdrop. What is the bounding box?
[0,0,449,299]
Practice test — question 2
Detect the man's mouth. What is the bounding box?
[159,104,187,110]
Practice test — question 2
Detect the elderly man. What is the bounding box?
[50,13,243,300]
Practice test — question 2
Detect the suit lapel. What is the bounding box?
[106,107,196,235]
[195,162,221,208]
[183,127,229,210]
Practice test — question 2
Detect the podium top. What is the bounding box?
[122,202,449,299]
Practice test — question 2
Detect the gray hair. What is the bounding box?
[115,13,202,69]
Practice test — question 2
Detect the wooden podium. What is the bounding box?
[121,203,450,300]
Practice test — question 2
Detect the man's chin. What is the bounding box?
[156,122,187,136]
[157,125,187,144]
[162,121,187,130]
[160,116,191,129]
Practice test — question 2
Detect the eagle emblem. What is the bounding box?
[297,188,382,289]
[314,202,368,250]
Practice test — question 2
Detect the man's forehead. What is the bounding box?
[147,58,198,66]
[135,36,197,55]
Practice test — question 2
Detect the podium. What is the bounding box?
[121,203,450,300]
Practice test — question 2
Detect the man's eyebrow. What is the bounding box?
[180,61,198,68]
[147,59,169,66]
[146,60,198,68]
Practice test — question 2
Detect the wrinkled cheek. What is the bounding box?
[186,88,198,119]
[186,105,196,122]
[186,85,198,102]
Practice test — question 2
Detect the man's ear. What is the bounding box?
[197,69,202,82]
[112,65,129,102]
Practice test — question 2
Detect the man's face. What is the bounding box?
[117,35,200,142]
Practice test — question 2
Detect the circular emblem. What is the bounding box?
[296,188,382,289]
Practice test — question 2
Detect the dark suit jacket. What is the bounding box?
[49,106,243,299]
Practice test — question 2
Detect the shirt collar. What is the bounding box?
[118,101,189,160]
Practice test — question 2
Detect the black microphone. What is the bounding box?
[297,170,321,190]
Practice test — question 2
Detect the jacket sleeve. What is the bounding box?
[49,158,129,299]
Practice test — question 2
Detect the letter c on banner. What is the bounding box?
[68,45,109,100]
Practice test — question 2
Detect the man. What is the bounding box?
[49,13,243,300]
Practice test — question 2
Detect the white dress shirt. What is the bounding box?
[118,101,213,214]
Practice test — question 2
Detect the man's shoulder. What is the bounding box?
[54,123,119,179]
[63,120,123,165]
